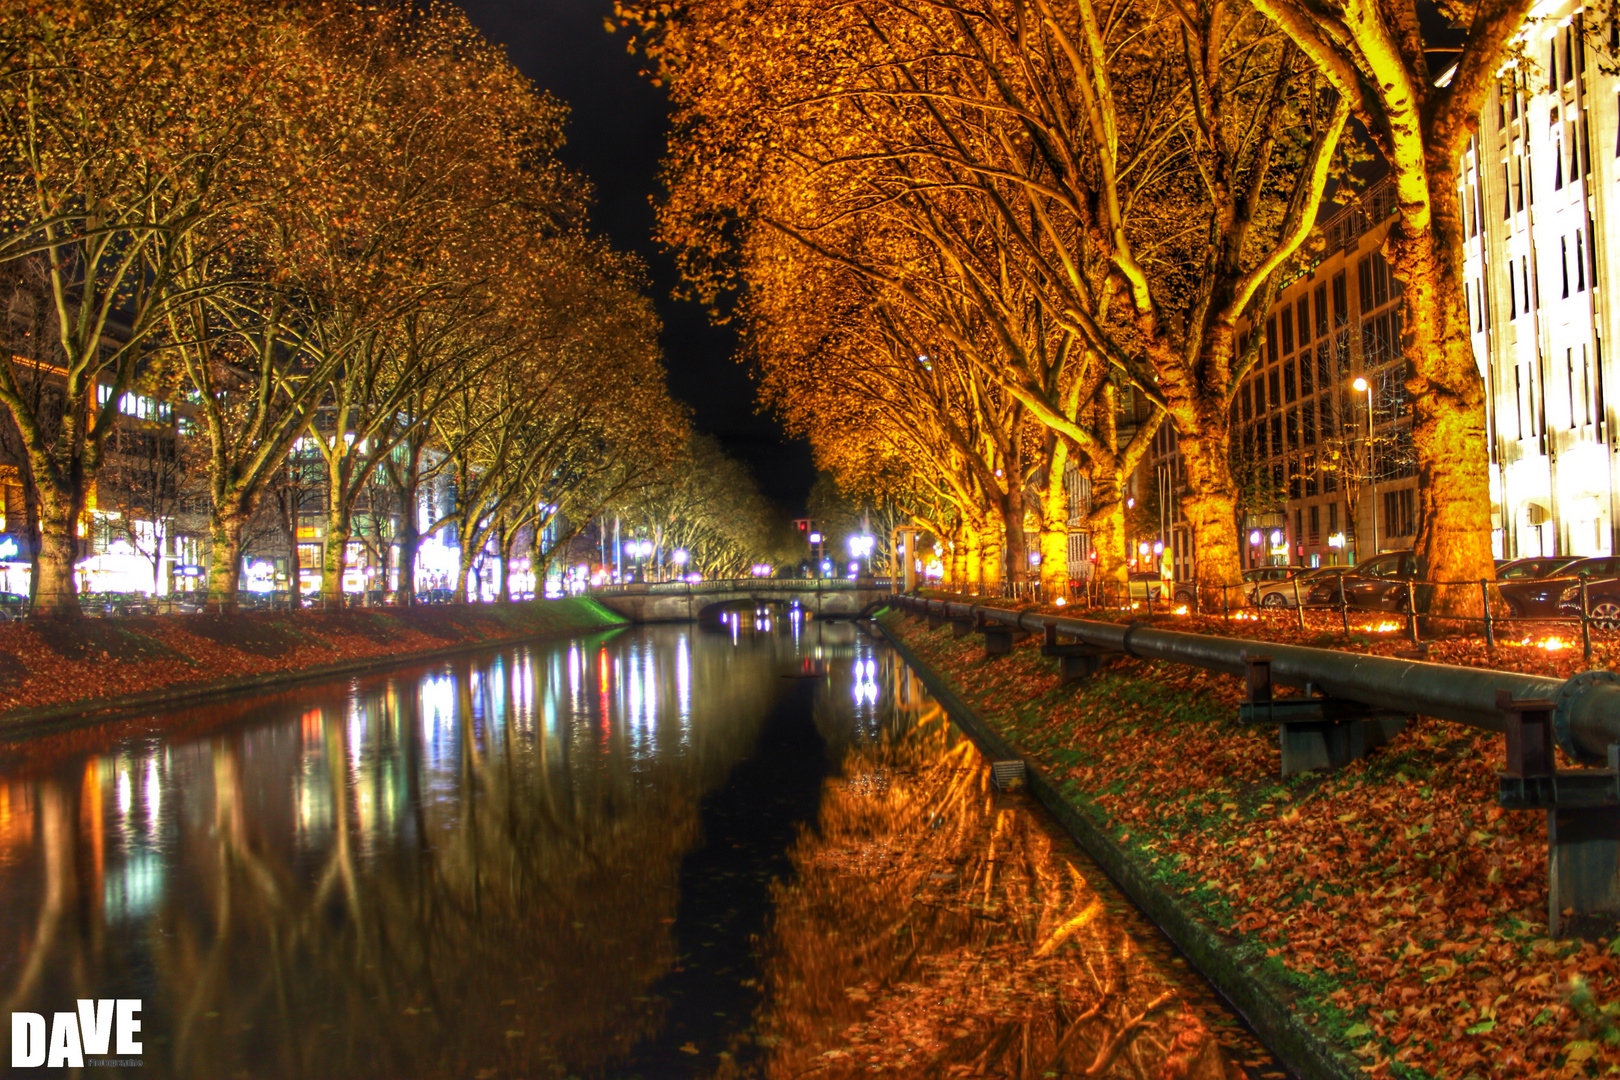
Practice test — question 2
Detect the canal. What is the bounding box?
[0,611,1286,1079]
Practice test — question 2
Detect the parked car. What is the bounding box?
[1242,565,1307,602]
[1305,550,1418,611]
[1253,565,1353,608]
[1126,571,1168,602]
[419,587,457,605]
[1500,557,1620,618]
[0,592,28,620]
[86,591,157,617]
[1496,556,1581,581]
[1555,563,1620,627]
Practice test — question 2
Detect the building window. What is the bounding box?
[1284,363,1297,403]
[1328,502,1339,535]
[1315,285,1329,339]
[1384,488,1416,539]
[1302,400,1316,446]
[1267,317,1279,365]
[1281,310,1294,355]
[1308,504,1321,544]
[1333,272,1348,326]
[1563,235,1571,297]
[1578,231,1587,291]
[1297,297,1311,346]
[1269,369,1280,409]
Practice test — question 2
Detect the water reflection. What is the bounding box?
[0,612,1277,1079]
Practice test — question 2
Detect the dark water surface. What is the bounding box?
[0,613,1287,1079]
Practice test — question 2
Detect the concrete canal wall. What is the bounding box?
[0,598,628,738]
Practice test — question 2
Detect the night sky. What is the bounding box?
[454,0,817,514]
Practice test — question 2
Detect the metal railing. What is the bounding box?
[588,577,892,596]
[888,590,1620,933]
[931,574,1620,662]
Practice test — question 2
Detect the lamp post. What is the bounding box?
[1352,376,1377,560]
[848,533,874,577]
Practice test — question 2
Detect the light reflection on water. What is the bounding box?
[0,612,1281,1079]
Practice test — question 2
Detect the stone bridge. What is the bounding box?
[590,578,892,623]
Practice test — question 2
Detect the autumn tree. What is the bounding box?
[0,0,332,616]
[625,0,1350,603]
[1249,0,1536,605]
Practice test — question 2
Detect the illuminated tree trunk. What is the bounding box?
[31,486,82,618]
[998,493,1027,591]
[961,521,983,592]
[979,519,1003,592]
[1391,158,1495,614]
[321,502,352,610]
[1087,470,1130,594]
[1173,414,1245,607]
[1038,440,1071,599]
[206,506,248,613]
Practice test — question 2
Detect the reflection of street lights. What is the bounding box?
[1352,376,1377,559]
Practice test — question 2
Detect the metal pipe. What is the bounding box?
[901,595,1620,764]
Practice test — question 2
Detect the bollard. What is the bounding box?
[1481,579,1495,650]
[1405,579,1419,644]
[1222,583,1230,622]
[1582,579,1594,663]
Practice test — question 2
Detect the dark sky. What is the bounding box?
[454,0,817,515]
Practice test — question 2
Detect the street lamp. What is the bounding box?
[847,533,874,577]
[1352,376,1377,559]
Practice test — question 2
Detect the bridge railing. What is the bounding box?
[590,577,890,596]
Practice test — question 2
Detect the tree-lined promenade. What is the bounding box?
[0,0,783,620]
[618,0,1536,610]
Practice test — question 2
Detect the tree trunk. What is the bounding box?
[1391,157,1496,615]
[1088,469,1130,599]
[31,487,80,619]
[283,491,302,612]
[206,505,248,614]
[961,520,982,592]
[496,522,511,602]
[979,517,1004,592]
[396,511,420,607]
[999,493,1028,592]
[455,556,474,603]
[321,504,351,610]
[1038,443,1071,600]
[1175,420,1246,607]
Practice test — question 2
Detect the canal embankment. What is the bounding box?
[876,607,1620,1080]
[0,598,626,738]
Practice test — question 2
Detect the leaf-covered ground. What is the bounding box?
[0,599,624,723]
[882,608,1620,1080]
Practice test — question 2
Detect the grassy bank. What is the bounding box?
[880,608,1620,1080]
[0,598,626,732]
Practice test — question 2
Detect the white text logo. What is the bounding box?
[10,1000,141,1068]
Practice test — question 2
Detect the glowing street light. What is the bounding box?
[1352,375,1377,557]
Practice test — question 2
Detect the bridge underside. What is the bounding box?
[595,586,888,623]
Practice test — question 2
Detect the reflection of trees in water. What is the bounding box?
[0,632,791,1079]
[754,690,1243,1079]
